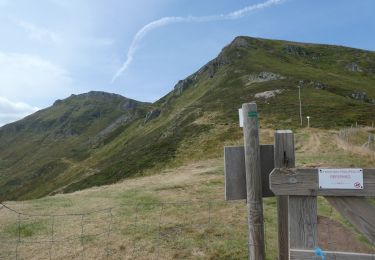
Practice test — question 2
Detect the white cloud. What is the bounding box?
[0,96,39,126]
[226,0,283,19]
[14,19,62,45]
[111,0,285,82]
[0,52,74,105]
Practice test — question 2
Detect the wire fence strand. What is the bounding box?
[1,200,374,259]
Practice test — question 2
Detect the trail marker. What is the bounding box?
[239,108,243,127]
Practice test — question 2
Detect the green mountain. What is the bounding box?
[1,36,374,201]
[0,92,150,200]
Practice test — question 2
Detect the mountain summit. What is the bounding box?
[0,36,374,201]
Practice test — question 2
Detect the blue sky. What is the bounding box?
[0,0,374,126]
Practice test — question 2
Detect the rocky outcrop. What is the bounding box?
[96,114,135,138]
[231,37,250,48]
[283,44,322,59]
[349,91,375,104]
[254,89,284,99]
[207,55,230,78]
[351,91,367,101]
[298,80,326,89]
[174,78,195,96]
[244,72,285,86]
[144,109,161,123]
[173,54,230,96]
[345,62,363,72]
[351,91,368,101]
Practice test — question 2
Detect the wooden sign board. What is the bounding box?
[224,144,275,200]
[270,168,375,197]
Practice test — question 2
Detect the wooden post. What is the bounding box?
[273,130,317,251]
[287,136,317,251]
[242,102,265,260]
[274,130,294,260]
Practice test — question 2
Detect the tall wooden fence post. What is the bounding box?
[287,139,317,251]
[274,130,294,260]
[242,102,265,260]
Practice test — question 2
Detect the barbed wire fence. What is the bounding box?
[0,201,253,259]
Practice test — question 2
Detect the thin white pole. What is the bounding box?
[298,86,302,126]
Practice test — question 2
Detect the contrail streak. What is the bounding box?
[111,0,284,82]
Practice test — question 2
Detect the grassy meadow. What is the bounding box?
[0,127,374,259]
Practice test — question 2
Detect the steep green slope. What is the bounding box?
[0,92,150,200]
[1,36,374,200]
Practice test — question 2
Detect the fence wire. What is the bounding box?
[338,127,375,151]
[0,201,250,259]
[1,199,374,259]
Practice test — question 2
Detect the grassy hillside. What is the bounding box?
[0,92,150,200]
[0,129,374,259]
[0,36,374,200]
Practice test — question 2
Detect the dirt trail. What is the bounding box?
[318,216,374,253]
[307,132,321,153]
[299,130,322,154]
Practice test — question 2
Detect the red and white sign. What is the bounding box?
[318,168,363,189]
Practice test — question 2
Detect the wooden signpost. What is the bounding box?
[224,145,274,200]
[243,102,265,260]
[224,102,375,260]
[224,103,285,260]
[225,127,294,259]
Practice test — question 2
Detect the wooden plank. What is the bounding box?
[224,146,246,201]
[276,196,289,259]
[224,145,274,200]
[260,145,275,198]
[242,102,265,260]
[274,130,294,260]
[290,249,375,259]
[325,197,375,243]
[270,168,375,197]
[289,196,317,249]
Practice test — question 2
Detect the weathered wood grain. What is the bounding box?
[274,130,294,260]
[224,146,246,201]
[260,144,275,198]
[224,145,274,200]
[289,196,317,249]
[242,102,265,260]
[290,249,375,259]
[270,168,375,197]
[325,196,375,244]
[274,130,295,169]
